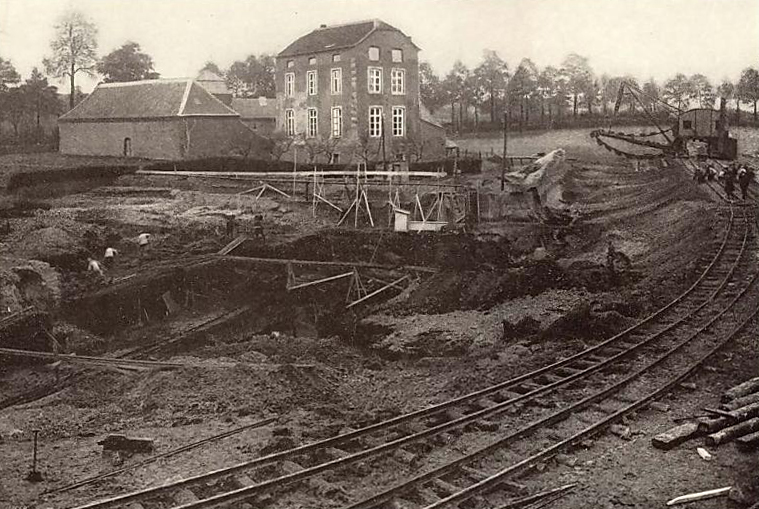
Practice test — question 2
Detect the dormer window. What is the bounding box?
[309,56,317,65]
[287,60,294,68]
[368,46,380,61]
[391,49,403,62]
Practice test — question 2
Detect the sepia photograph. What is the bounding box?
[0,0,757,507]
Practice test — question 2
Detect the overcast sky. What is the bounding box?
[1,0,758,92]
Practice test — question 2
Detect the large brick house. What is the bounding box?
[276,19,445,164]
[58,79,270,160]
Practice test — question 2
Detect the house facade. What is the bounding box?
[276,19,444,164]
[58,79,270,160]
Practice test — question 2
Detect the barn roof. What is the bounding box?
[195,70,230,96]
[59,79,239,122]
[420,103,443,129]
[231,97,276,119]
[278,19,417,58]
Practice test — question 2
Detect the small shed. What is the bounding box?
[393,208,410,232]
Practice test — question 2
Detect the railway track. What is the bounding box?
[64,204,758,509]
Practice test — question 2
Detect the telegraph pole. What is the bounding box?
[501,111,509,191]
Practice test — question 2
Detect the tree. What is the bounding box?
[443,60,470,131]
[22,68,61,140]
[507,58,538,130]
[561,53,594,118]
[43,10,98,109]
[473,49,509,122]
[599,74,623,115]
[641,78,661,114]
[419,61,444,112]
[0,57,20,90]
[689,74,715,109]
[717,80,737,122]
[97,41,159,83]
[226,54,275,97]
[662,73,693,111]
[3,87,26,139]
[200,61,223,76]
[537,66,559,125]
[736,67,759,122]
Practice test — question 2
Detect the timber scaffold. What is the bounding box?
[67,201,759,509]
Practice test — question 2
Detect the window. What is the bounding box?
[307,70,317,95]
[287,60,294,68]
[308,56,317,65]
[391,69,405,95]
[368,46,380,61]
[369,106,383,138]
[285,109,295,136]
[331,107,342,138]
[331,68,342,94]
[391,49,403,63]
[368,67,382,94]
[307,108,318,138]
[392,106,405,137]
[285,73,295,97]
[683,120,693,129]
[332,54,341,62]
[330,153,340,164]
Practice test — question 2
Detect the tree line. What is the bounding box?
[420,50,759,132]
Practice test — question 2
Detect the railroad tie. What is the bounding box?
[235,474,255,487]
[554,366,583,377]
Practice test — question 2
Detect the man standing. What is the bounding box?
[104,247,118,268]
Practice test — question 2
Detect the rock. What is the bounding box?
[680,382,697,391]
[98,435,154,453]
[649,402,670,413]
[610,424,632,440]
[652,422,700,450]
[555,453,577,467]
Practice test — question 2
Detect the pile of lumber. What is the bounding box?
[652,376,759,452]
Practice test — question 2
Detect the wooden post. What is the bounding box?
[501,111,508,191]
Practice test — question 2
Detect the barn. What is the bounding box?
[58,78,270,160]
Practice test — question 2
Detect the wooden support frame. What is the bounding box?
[287,271,353,291]
[239,182,291,200]
[346,275,408,309]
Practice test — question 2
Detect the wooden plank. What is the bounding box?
[137,169,447,179]
[666,486,731,506]
[223,255,437,273]
[651,422,700,450]
[287,272,353,291]
[705,417,759,447]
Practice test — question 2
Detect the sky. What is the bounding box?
[1,0,758,93]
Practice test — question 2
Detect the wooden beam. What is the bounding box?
[223,255,438,273]
[666,486,732,506]
[137,169,447,179]
[346,275,408,309]
[287,271,353,291]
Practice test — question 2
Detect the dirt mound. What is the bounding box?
[0,258,61,312]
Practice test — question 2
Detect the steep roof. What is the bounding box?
[59,79,239,122]
[196,70,230,96]
[278,19,417,58]
[231,97,276,119]
[420,103,444,129]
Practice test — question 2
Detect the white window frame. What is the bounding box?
[287,60,294,68]
[330,68,342,95]
[285,109,295,136]
[331,106,342,138]
[369,106,383,138]
[392,106,405,137]
[285,73,295,97]
[307,108,318,138]
[368,67,382,94]
[332,54,341,63]
[391,68,405,95]
[391,49,403,63]
[368,46,380,61]
[306,70,317,96]
[308,56,317,65]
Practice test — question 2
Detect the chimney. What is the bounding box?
[320,24,327,28]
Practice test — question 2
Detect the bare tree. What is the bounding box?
[43,10,98,109]
[268,132,295,161]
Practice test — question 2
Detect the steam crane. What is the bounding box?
[590,81,737,160]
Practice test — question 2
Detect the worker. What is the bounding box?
[87,257,105,278]
[252,214,265,241]
[137,232,151,254]
[225,214,237,239]
[103,247,118,268]
[724,166,736,200]
[738,166,752,200]
[606,240,620,283]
